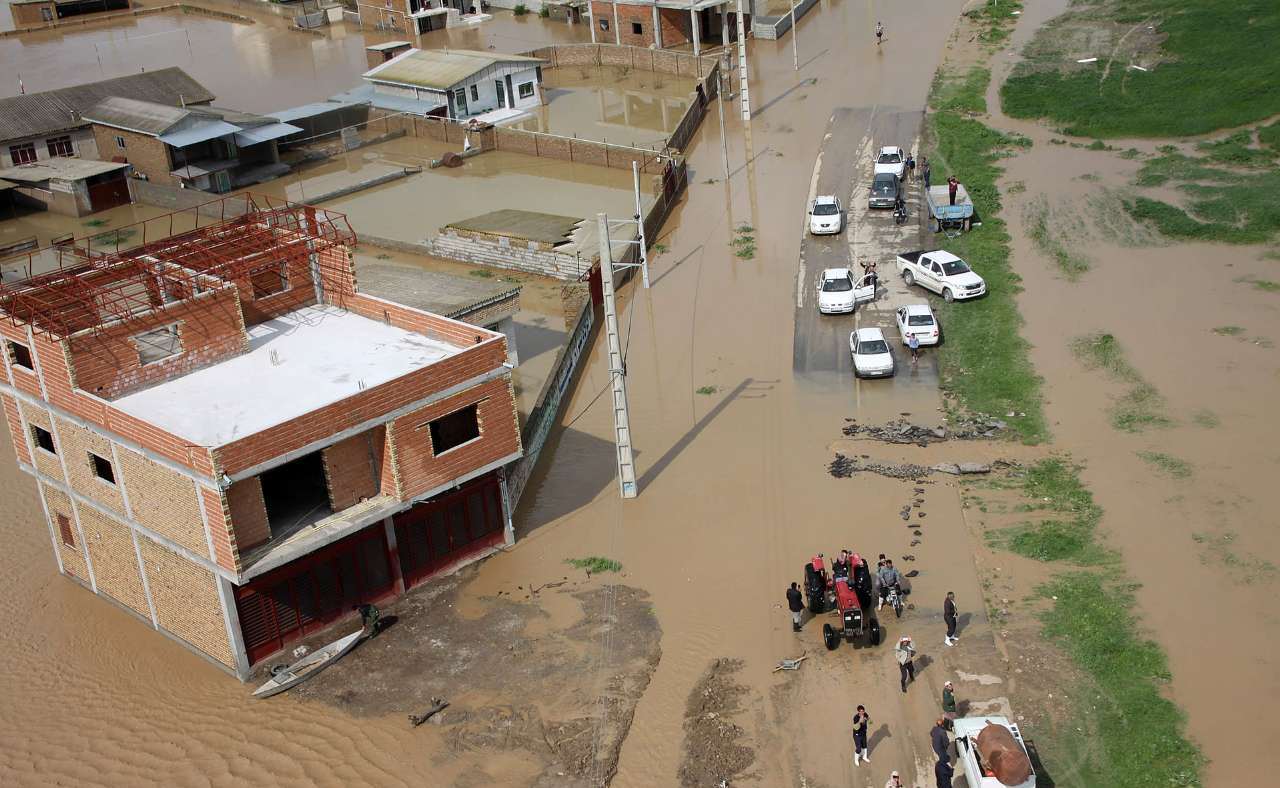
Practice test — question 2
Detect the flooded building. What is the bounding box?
[0,68,213,169]
[355,48,547,121]
[589,0,738,53]
[0,158,132,217]
[0,198,522,677]
[82,98,300,192]
[357,0,472,36]
[8,0,130,27]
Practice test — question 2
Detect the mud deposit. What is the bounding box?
[291,570,661,787]
[679,658,755,788]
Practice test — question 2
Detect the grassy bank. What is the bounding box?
[990,459,1203,787]
[1001,0,1280,138]
[926,5,1046,444]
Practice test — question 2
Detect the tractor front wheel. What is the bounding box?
[823,623,839,651]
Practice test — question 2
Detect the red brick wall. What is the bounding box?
[66,287,249,400]
[226,477,269,553]
[213,336,509,477]
[318,245,357,305]
[2,394,31,466]
[10,2,55,27]
[390,376,520,500]
[200,485,239,572]
[588,3,692,48]
[342,291,503,350]
[322,429,381,511]
[230,244,318,326]
[91,126,175,185]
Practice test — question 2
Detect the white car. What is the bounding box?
[809,195,843,235]
[895,304,941,346]
[874,146,906,180]
[817,268,876,314]
[849,327,895,378]
[954,716,1036,788]
[896,250,987,302]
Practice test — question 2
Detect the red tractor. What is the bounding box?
[804,554,882,650]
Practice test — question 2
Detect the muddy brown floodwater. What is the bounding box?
[11,1,1213,786]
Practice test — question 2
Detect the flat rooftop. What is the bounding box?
[448,209,583,246]
[111,305,459,447]
[357,263,519,319]
[0,159,129,183]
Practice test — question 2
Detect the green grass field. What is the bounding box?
[1001,0,1280,138]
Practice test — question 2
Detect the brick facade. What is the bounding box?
[79,503,149,618]
[41,484,89,582]
[590,3,694,48]
[138,535,233,667]
[116,446,209,556]
[90,125,175,185]
[9,1,55,26]
[322,430,382,510]
[54,415,126,516]
[226,477,270,553]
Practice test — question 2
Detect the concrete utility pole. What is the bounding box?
[790,0,798,70]
[632,161,650,289]
[612,1,621,46]
[596,214,638,498]
[588,0,597,43]
[716,82,730,182]
[735,0,750,120]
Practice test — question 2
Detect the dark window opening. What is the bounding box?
[250,263,288,299]
[57,514,75,547]
[428,404,480,455]
[632,22,643,35]
[32,425,55,454]
[9,143,36,165]
[599,18,608,31]
[518,81,535,99]
[7,340,33,370]
[260,451,332,539]
[470,84,479,101]
[114,135,126,150]
[90,452,115,484]
[47,135,74,158]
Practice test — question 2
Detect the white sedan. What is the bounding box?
[850,327,895,378]
[817,268,876,314]
[895,304,941,346]
[874,146,906,180]
[809,195,843,235]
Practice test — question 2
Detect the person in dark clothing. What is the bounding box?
[853,558,873,611]
[906,153,916,181]
[944,591,959,646]
[942,680,958,728]
[852,704,872,765]
[948,176,959,206]
[922,158,932,189]
[934,757,955,788]
[931,718,950,763]
[787,582,805,631]
[355,603,382,637]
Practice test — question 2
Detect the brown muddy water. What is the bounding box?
[0,1,1162,786]
[514,67,694,149]
[981,2,1280,783]
[0,5,590,111]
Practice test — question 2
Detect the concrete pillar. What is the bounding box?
[661,97,670,131]
[499,471,515,546]
[652,4,662,48]
[691,6,700,57]
[217,575,252,680]
[383,517,406,595]
[612,1,621,45]
[721,6,728,45]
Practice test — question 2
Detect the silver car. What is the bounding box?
[868,172,901,209]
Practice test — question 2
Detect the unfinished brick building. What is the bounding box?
[0,196,522,678]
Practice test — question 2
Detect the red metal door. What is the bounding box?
[394,473,504,589]
[86,172,131,212]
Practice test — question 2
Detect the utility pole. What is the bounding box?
[735,0,750,121]
[632,161,650,289]
[790,0,799,71]
[588,0,597,43]
[716,83,729,182]
[596,214,638,499]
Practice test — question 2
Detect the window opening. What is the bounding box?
[427,404,480,455]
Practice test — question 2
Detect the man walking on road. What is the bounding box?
[895,636,917,692]
[908,333,921,365]
[935,757,955,788]
[852,704,872,765]
[787,582,804,632]
[875,21,884,46]
[922,158,932,189]
[931,717,951,763]
[944,591,959,646]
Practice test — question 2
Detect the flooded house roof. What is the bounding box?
[363,48,546,92]
[0,68,213,143]
[83,98,298,145]
[448,209,583,246]
[0,159,129,184]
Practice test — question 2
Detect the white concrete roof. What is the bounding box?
[112,305,461,447]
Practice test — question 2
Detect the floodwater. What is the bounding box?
[981,2,1280,782]
[0,4,589,112]
[11,1,1231,787]
[515,66,695,149]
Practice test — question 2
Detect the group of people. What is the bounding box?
[852,677,964,788]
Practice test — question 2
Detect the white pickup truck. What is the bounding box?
[896,250,986,302]
[953,716,1036,788]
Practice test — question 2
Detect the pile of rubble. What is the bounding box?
[828,453,998,480]
[841,416,1008,445]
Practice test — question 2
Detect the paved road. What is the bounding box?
[792,105,942,418]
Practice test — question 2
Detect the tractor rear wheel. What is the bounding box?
[869,619,882,646]
[823,623,839,651]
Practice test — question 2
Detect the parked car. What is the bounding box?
[817,268,876,314]
[953,716,1036,788]
[849,327,895,378]
[895,304,940,346]
[809,195,844,235]
[896,249,986,302]
[874,146,906,180]
[868,172,902,209]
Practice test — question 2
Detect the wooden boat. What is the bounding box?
[252,629,363,699]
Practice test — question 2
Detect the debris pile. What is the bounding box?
[829,454,933,480]
[842,416,1008,445]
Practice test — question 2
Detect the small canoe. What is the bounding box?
[252,629,363,699]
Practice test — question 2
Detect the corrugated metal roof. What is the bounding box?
[233,122,303,146]
[159,120,242,147]
[363,48,544,91]
[329,84,446,116]
[269,101,360,123]
[0,68,214,143]
[84,96,194,135]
